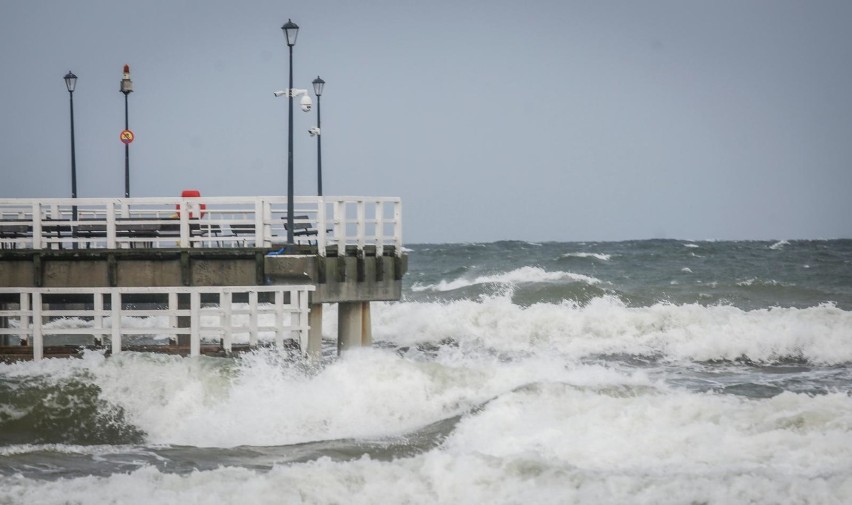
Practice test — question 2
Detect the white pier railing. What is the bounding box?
[0,196,402,256]
[0,285,314,360]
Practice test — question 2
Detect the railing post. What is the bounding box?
[274,290,285,350]
[190,290,201,357]
[179,200,190,248]
[254,199,265,248]
[374,200,384,257]
[317,196,327,257]
[291,289,306,353]
[94,291,104,343]
[334,199,345,246]
[32,292,42,361]
[262,200,273,248]
[222,290,232,353]
[20,291,31,349]
[111,290,122,354]
[356,200,366,253]
[106,202,117,249]
[249,290,258,347]
[31,202,42,250]
[394,199,403,257]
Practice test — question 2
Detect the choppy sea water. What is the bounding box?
[1,239,851,504]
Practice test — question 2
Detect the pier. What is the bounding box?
[0,195,407,361]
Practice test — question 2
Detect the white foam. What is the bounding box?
[561,252,612,261]
[86,348,543,447]
[770,240,790,250]
[371,297,852,364]
[411,266,602,292]
[4,384,852,504]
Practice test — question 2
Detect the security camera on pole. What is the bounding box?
[276,19,313,246]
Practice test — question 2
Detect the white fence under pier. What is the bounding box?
[0,196,402,256]
[0,285,314,360]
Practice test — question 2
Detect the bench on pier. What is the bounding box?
[282,215,332,245]
[156,221,222,246]
[0,223,31,249]
[76,220,160,246]
[1,219,69,249]
[227,216,328,246]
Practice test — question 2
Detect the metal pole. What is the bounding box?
[316,94,322,196]
[124,92,130,197]
[124,93,130,197]
[69,90,77,203]
[69,88,78,246]
[286,44,295,245]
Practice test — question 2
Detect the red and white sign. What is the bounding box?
[120,129,134,144]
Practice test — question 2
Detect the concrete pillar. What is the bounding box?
[308,303,323,360]
[361,302,372,347]
[337,302,362,354]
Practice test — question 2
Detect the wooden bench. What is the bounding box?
[0,222,31,249]
[157,221,221,246]
[282,215,330,245]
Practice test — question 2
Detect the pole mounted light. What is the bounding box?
[64,71,78,245]
[282,19,299,246]
[312,76,325,196]
[120,64,134,198]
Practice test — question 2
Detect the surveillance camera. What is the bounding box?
[308,127,321,137]
[300,95,313,112]
[273,90,287,97]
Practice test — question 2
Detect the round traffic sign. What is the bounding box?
[120,129,135,144]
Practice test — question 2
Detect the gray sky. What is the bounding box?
[1,0,850,243]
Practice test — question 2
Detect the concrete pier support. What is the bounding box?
[337,301,373,353]
[338,302,361,353]
[308,303,323,359]
[361,302,372,347]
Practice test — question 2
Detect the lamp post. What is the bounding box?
[282,19,299,245]
[312,76,325,196]
[120,64,133,198]
[64,71,78,237]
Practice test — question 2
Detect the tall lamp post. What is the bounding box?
[282,19,299,245]
[64,71,78,233]
[312,76,325,196]
[120,65,133,197]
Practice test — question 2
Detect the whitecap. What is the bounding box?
[412,267,602,292]
[561,252,611,261]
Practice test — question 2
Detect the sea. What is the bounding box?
[1,239,851,504]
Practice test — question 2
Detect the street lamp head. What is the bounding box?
[64,71,77,93]
[120,64,134,94]
[312,76,325,96]
[282,19,299,47]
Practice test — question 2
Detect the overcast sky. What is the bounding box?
[1,0,850,243]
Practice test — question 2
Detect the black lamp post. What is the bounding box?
[312,76,325,196]
[282,19,299,245]
[64,71,78,234]
[120,65,133,198]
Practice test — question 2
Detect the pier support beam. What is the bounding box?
[337,301,373,354]
[308,303,323,359]
[337,302,361,353]
[361,302,372,347]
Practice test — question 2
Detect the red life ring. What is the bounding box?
[176,189,206,218]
